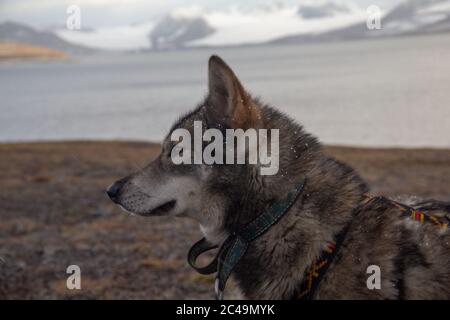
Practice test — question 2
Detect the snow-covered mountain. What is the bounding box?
[11,0,450,52]
[0,21,93,54]
[56,23,154,51]
[374,0,450,36]
[186,3,366,47]
[54,1,367,50]
[150,10,215,50]
[274,0,450,43]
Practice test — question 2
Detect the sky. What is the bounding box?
[0,0,402,28]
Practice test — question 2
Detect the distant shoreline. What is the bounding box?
[1,139,449,151]
[0,41,66,60]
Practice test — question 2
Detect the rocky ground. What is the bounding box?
[0,141,449,299]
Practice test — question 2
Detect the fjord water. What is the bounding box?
[1,33,449,147]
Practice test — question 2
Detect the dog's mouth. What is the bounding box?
[142,200,177,216]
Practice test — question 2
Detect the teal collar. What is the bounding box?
[187,178,307,300]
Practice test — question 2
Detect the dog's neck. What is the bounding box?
[199,222,229,245]
[217,139,368,298]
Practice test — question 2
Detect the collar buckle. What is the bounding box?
[214,278,224,300]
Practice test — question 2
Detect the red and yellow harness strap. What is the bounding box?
[388,198,448,230]
[294,240,338,300]
[293,196,448,300]
[411,210,425,223]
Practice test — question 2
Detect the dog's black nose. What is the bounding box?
[106,179,126,203]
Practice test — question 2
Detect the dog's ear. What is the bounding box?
[206,55,259,129]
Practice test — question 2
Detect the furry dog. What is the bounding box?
[107,55,450,299]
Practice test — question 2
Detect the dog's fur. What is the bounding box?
[108,55,450,299]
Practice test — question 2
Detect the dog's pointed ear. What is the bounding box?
[206,55,259,129]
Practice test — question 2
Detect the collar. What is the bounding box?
[187,178,307,300]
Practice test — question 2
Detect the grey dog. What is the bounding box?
[107,55,450,299]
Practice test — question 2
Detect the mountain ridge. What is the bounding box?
[2,0,450,52]
[0,21,94,54]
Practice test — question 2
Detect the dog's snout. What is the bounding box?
[106,178,127,203]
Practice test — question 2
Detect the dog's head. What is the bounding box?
[106,55,267,235]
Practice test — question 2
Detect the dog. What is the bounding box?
[107,55,450,299]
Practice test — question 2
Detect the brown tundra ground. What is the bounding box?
[0,141,449,299]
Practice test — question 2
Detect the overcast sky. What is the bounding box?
[0,0,403,28]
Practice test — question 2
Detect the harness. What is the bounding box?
[187,181,449,300]
[292,196,449,300]
[386,197,449,229]
[292,222,351,300]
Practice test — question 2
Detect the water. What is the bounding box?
[1,33,449,147]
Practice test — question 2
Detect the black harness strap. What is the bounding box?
[292,223,352,300]
[187,238,219,275]
[292,195,377,300]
